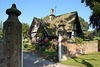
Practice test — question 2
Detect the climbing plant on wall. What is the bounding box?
[36,25,45,40]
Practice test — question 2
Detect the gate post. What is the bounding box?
[3,4,22,67]
[58,20,67,62]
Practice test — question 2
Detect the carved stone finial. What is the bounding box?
[6,4,21,16]
[11,4,17,8]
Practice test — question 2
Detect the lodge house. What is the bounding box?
[28,9,82,43]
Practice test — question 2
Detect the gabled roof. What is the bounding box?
[28,11,82,37]
[28,17,41,36]
[42,11,79,36]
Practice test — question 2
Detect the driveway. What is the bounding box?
[23,51,79,67]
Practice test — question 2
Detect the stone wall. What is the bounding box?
[98,40,100,52]
[0,38,5,67]
[66,40,98,58]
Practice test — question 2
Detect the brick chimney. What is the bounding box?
[50,8,55,21]
[51,9,54,15]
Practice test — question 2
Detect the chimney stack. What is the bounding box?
[51,9,54,15]
[50,8,55,21]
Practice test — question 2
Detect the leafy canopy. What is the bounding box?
[22,22,29,39]
[81,0,100,31]
[0,21,3,37]
[79,16,89,33]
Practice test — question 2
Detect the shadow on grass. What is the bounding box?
[72,58,94,67]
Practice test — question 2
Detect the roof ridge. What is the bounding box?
[56,11,77,17]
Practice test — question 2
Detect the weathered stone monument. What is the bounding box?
[0,4,22,67]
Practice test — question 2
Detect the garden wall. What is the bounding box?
[66,40,98,57]
[0,38,5,67]
[98,40,100,52]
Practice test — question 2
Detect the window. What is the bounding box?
[67,32,72,38]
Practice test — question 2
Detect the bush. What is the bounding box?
[87,33,94,40]
[45,40,58,53]
[30,44,36,49]
[24,44,28,48]
[34,44,39,50]
[23,41,29,43]
[75,37,83,45]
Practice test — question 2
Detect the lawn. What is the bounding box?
[94,37,100,40]
[43,51,57,57]
[60,52,100,67]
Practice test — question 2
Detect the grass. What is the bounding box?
[83,36,100,41]
[43,51,57,57]
[83,39,92,41]
[60,52,100,67]
[94,37,100,40]
[23,47,31,50]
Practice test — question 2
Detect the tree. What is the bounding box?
[22,23,29,39]
[43,15,49,21]
[81,0,100,31]
[92,29,100,37]
[79,16,89,33]
[0,21,3,37]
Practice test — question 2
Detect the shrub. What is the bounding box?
[34,44,39,50]
[24,44,28,48]
[30,44,36,49]
[75,37,83,45]
[88,33,94,40]
[23,41,29,43]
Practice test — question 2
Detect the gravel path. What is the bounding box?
[23,51,79,67]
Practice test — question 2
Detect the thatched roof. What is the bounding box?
[29,11,81,37]
[42,11,79,36]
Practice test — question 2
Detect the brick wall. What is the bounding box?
[66,40,98,57]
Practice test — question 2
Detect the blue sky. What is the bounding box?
[0,0,93,31]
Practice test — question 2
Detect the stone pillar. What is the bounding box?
[3,4,22,67]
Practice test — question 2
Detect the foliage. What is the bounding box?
[94,36,100,40]
[24,44,28,48]
[81,0,100,31]
[37,26,45,40]
[87,33,94,40]
[43,51,57,57]
[92,29,100,37]
[23,41,29,43]
[0,21,3,37]
[45,40,58,53]
[79,16,89,33]
[79,16,89,39]
[75,37,83,44]
[30,44,35,49]
[34,44,39,50]
[22,22,29,39]
[43,15,49,21]
[37,33,44,40]
[61,52,100,67]
[23,43,37,50]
